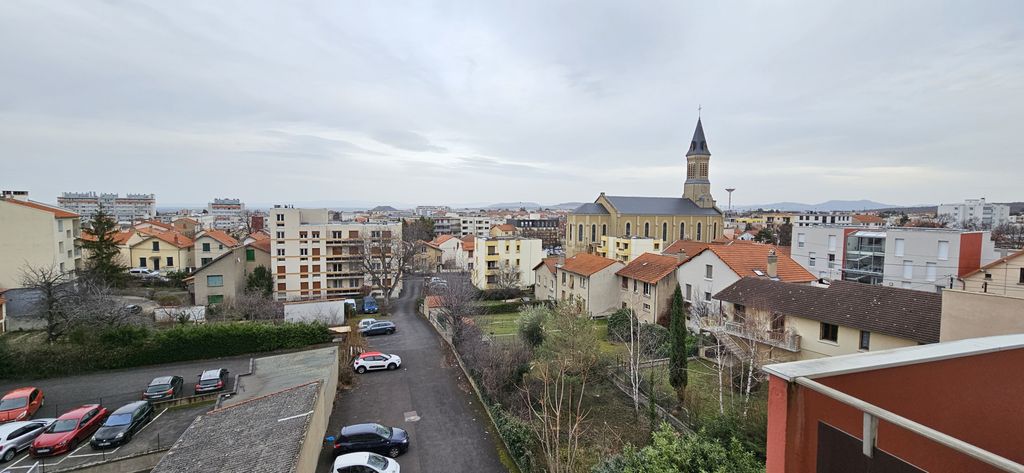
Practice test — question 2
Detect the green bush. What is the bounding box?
[591,423,763,473]
[606,308,631,341]
[516,307,547,347]
[0,322,332,380]
[480,288,525,300]
[490,405,534,472]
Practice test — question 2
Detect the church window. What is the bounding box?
[590,224,596,242]
[602,224,607,236]
[680,222,686,239]
[697,222,703,241]
[625,222,631,236]
[644,222,650,238]
[713,223,718,239]
[578,224,583,242]
[662,222,668,241]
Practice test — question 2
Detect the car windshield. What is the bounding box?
[146,384,172,394]
[373,424,392,438]
[47,419,79,433]
[0,397,28,411]
[367,453,389,469]
[104,414,133,426]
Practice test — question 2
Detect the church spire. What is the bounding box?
[683,116,715,209]
[686,117,710,157]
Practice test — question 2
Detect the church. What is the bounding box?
[565,118,724,257]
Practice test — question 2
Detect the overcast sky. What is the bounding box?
[1,1,1022,208]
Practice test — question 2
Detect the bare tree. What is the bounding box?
[992,223,1024,249]
[434,277,480,346]
[222,291,285,321]
[494,260,521,290]
[20,265,145,342]
[622,309,661,415]
[360,227,418,314]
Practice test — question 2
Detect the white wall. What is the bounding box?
[283,300,349,324]
[675,251,740,314]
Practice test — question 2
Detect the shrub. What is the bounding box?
[606,308,631,341]
[480,288,525,300]
[490,406,534,472]
[516,307,547,348]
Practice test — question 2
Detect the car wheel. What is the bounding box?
[387,363,397,370]
[356,366,367,374]
[388,447,401,458]
[2,448,15,463]
[387,329,395,335]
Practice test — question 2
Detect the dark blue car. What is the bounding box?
[363,296,379,314]
[359,321,396,336]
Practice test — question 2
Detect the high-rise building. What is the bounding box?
[0,191,82,288]
[57,191,156,224]
[207,198,245,230]
[938,198,1011,229]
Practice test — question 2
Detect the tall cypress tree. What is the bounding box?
[81,207,127,286]
[669,285,688,400]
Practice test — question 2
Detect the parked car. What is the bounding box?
[30,404,108,457]
[90,401,153,449]
[359,321,396,336]
[357,318,378,330]
[0,419,55,463]
[127,268,168,282]
[0,388,44,424]
[353,352,402,374]
[363,296,379,314]
[333,452,401,473]
[194,369,229,394]
[142,376,184,401]
[332,423,410,458]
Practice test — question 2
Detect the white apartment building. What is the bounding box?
[208,198,246,230]
[432,214,462,236]
[470,236,544,290]
[791,226,998,293]
[461,215,495,238]
[0,192,82,288]
[57,191,156,224]
[415,205,451,217]
[793,212,853,227]
[938,198,1011,229]
[269,207,402,302]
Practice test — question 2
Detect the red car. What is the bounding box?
[30,405,108,457]
[0,387,44,424]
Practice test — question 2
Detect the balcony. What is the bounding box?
[721,321,801,352]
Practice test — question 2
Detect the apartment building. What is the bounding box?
[56,191,155,223]
[432,214,461,236]
[507,217,562,248]
[208,198,246,230]
[790,226,997,292]
[549,253,623,317]
[194,229,240,268]
[594,236,666,263]
[189,240,271,305]
[415,205,450,217]
[460,215,495,238]
[269,207,403,302]
[793,212,852,227]
[938,197,1011,229]
[469,236,544,290]
[0,193,82,288]
[616,253,683,324]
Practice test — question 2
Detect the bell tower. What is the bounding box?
[683,117,716,209]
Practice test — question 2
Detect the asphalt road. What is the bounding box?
[317,277,508,473]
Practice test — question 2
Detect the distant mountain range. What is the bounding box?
[484,202,585,210]
[734,200,902,212]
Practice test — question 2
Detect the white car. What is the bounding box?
[358,318,378,330]
[0,419,56,463]
[353,352,402,374]
[128,268,156,277]
[333,452,400,473]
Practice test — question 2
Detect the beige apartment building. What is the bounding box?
[552,253,624,317]
[188,240,271,305]
[594,236,666,263]
[194,229,240,268]
[470,236,544,290]
[127,228,194,273]
[0,192,82,288]
[616,252,683,324]
[269,207,403,302]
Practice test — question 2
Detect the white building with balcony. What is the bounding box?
[938,198,1010,229]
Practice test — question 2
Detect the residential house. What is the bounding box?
[428,234,468,269]
[567,118,724,257]
[0,193,82,288]
[460,235,475,270]
[188,239,271,306]
[553,253,624,317]
[194,229,240,268]
[416,240,443,272]
[676,241,815,315]
[958,248,1024,297]
[172,217,200,237]
[128,228,194,273]
[533,257,559,302]
[764,335,1024,473]
[616,253,684,324]
[489,224,517,238]
[714,278,939,363]
[851,214,884,227]
[470,236,544,290]
[935,250,1024,342]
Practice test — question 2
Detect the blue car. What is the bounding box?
[363,296,379,314]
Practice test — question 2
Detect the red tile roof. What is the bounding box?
[461,235,475,251]
[853,214,884,225]
[616,253,682,284]
[139,220,173,230]
[533,256,560,274]
[248,231,270,241]
[431,234,456,245]
[695,241,815,283]
[248,238,271,253]
[1,198,78,219]
[494,224,515,232]
[425,295,443,309]
[173,217,199,225]
[560,253,619,276]
[136,227,194,248]
[200,229,239,247]
[663,239,713,260]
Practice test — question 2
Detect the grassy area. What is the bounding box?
[473,312,520,337]
[577,379,657,469]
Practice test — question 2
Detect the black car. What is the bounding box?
[195,369,229,394]
[359,321,396,336]
[332,423,409,458]
[89,401,153,449]
[143,376,184,401]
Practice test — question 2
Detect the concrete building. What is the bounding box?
[616,253,683,324]
[551,253,624,317]
[567,118,724,256]
[432,214,461,236]
[791,226,997,293]
[469,236,544,290]
[533,257,559,302]
[269,207,402,301]
[938,198,1011,229]
[56,191,155,223]
[194,229,240,268]
[207,198,245,230]
[0,193,82,288]
[594,236,666,263]
[793,212,853,227]
[940,289,1024,342]
[460,215,494,238]
[957,248,1024,297]
[508,217,562,248]
[188,240,270,305]
[415,205,450,216]
[763,335,1024,473]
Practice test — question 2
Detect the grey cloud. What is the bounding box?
[371,130,447,153]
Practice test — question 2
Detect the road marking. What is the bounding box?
[277,410,314,422]
[404,411,420,422]
[68,446,119,458]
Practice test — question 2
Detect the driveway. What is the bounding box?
[317,277,508,473]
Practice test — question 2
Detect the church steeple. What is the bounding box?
[683,117,716,209]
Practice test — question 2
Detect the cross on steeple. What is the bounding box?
[698,104,702,118]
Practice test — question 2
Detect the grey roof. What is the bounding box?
[152,382,320,473]
[604,195,721,216]
[571,202,610,214]
[686,118,711,157]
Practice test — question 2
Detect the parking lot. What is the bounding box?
[0,355,253,472]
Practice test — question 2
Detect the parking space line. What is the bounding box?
[68,446,119,458]
[137,408,168,435]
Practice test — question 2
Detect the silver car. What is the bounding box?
[0,419,56,463]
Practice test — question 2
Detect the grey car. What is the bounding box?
[0,419,56,463]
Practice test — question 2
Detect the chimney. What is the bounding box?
[558,254,566,267]
[675,249,688,263]
[766,248,778,278]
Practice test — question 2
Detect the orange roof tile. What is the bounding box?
[248,238,271,253]
[248,231,270,241]
[696,241,815,283]
[80,230,133,244]
[663,239,713,259]
[431,234,456,245]
[560,253,619,276]
[199,229,239,247]
[616,253,682,284]
[173,217,199,225]
[533,256,560,274]
[461,235,475,251]
[135,227,193,248]
[139,219,173,230]
[1,198,79,219]
[493,224,515,232]
[425,295,443,309]
[853,214,884,224]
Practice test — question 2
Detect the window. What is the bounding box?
[633,279,638,292]
[601,224,607,236]
[568,226,572,240]
[312,231,320,239]
[937,241,949,261]
[152,241,160,251]
[696,222,702,241]
[713,222,718,238]
[207,275,224,287]
[703,291,711,302]
[827,235,837,252]
[1020,268,1024,285]
[643,303,651,311]
[644,222,650,238]
[276,213,284,222]
[201,257,213,266]
[662,222,668,241]
[277,265,285,274]
[705,264,713,279]
[685,284,692,301]
[299,231,308,239]
[562,272,566,284]
[208,294,224,304]
[277,248,285,256]
[591,225,596,242]
[166,257,173,267]
[926,262,937,282]
[246,248,255,261]
[578,224,583,242]
[797,233,805,247]
[300,248,308,256]
[894,238,905,257]
[642,282,651,296]
[809,252,817,267]
[581,277,586,289]
[625,222,631,236]
[621,276,628,289]
[828,253,836,268]
[680,222,685,240]
[139,257,147,268]
[276,231,285,239]
[859,330,871,350]
[819,323,838,343]
[903,260,913,279]
[202,242,211,252]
